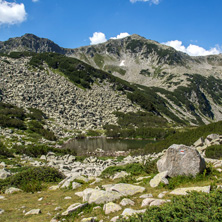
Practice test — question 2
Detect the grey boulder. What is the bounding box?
[157,144,206,177]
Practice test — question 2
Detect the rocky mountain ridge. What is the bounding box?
[2,34,222,125]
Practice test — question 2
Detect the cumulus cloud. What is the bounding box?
[0,0,27,25]
[130,0,160,4]
[163,40,221,56]
[89,32,107,45]
[110,32,130,39]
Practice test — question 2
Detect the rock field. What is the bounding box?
[0,56,140,137]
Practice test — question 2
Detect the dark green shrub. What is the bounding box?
[205,145,222,159]
[27,108,46,121]
[143,159,158,175]
[0,102,26,129]
[13,144,77,158]
[28,120,57,141]
[0,166,64,193]
[0,142,14,158]
[118,190,222,222]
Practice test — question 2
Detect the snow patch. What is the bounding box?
[120,60,125,67]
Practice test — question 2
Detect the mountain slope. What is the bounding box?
[1,34,222,125]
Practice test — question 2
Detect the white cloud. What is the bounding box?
[32,0,39,2]
[163,40,221,56]
[110,32,130,40]
[130,0,160,4]
[89,32,107,45]
[0,0,27,25]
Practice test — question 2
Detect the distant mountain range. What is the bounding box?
[1,33,222,126]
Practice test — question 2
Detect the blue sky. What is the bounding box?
[0,0,222,56]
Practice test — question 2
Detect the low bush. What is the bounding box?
[118,190,222,222]
[28,120,57,141]
[0,166,64,193]
[0,142,14,158]
[205,145,222,159]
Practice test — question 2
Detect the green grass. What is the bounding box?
[101,161,158,179]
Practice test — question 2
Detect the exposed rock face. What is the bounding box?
[157,144,206,177]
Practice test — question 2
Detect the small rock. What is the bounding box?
[64,196,72,200]
[170,186,211,195]
[0,169,11,179]
[62,203,88,216]
[48,185,60,191]
[0,195,6,200]
[81,217,97,222]
[75,191,83,197]
[121,208,146,217]
[136,176,151,181]
[141,198,155,207]
[72,182,82,190]
[5,187,22,194]
[158,191,168,198]
[112,171,129,180]
[54,206,62,211]
[150,199,170,206]
[103,202,122,214]
[0,209,4,214]
[25,209,41,215]
[139,193,153,198]
[93,206,101,210]
[120,198,135,206]
[38,197,43,201]
[150,171,168,188]
[111,216,119,222]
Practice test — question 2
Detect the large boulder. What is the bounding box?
[157,144,206,177]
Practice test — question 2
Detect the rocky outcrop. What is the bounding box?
[157,144,206,177]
